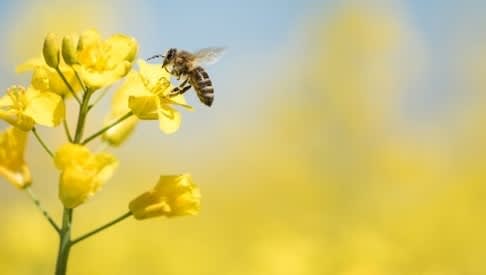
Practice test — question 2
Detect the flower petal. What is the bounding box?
[128,95,159,120]
[54,143,91,170]
[101,72,143,146]
[158,104,181,134]
[0,127,31,189]
[105,34,138,66]
[47,65,80,96]
[129,174,200,220]
[59,165,97,208]
[115,61,133,78]
[76,61,131,90]
[93,153,118,186]
[102,115,138,146]
[129,193,171,220]
[16,58,44,73]
[138,59,171,90]
[0,95,13,108]
[76,29,102,67]
[0,110,35,131]
[75,30,138,90]
[24,88,65,127]
[56,143,118,208]
[59,153,118,208]
[31,67,51,91]
[18,58,80,97]
[0,164,31,189]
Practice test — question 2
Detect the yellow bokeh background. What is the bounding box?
[1,1,486,274]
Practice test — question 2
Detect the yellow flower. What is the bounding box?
[74,29,138,90]
[0,85,65,131]
[54,143,118,208]
[17,58,81,97]
[127,60,192,134]
[129,174,200,220]
[0,127,31,189]
[102,71,139,146]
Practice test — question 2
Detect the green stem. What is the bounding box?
[87,85,111,111]
[25,187,60,233]
[82,111,134,145]
[73,90,93,143]
[63,119,73,142]
[73,69,88,94]
[55,208,73,275]
[71,212,132,245]
[54,82,91,274]
[32,128,53,158]
[55,67,81,104]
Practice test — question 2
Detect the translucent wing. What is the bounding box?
[193,47,226,65]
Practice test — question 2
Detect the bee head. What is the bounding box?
[162,48,177,68]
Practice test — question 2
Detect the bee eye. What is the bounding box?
[167,49,175,59]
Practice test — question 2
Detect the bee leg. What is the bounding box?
[170,70,181,80]
[176,85,192,96]
[176,78,189,88]
[169,79,191,97]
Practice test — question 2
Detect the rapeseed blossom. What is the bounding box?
[0,85,64,130]
[127,60,192,134]
[129,174,200,219]
[54,143,118,208]
[74,29,138,90]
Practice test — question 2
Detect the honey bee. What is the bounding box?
[147,47,225,107]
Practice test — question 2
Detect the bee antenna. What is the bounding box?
[147,54,165,61]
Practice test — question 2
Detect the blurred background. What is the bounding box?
[1,0,486,274]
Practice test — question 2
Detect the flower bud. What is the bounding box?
[43,33,60,68]
[62,34,78,65]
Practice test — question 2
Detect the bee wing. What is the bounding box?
[193,47,226,66]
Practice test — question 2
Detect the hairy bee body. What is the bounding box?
[166,50,214,106]
[149,47,223,107]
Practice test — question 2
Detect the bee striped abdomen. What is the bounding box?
[190,66,214,107]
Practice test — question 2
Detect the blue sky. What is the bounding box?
[1,0,483,76]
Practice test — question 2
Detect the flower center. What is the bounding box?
[145,76,170,97]
[80,44,111,72]
[6,86,28,111]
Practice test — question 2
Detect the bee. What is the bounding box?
[147,47,225,107]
